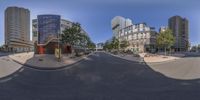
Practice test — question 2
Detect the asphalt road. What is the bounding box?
[0,52,10,57]
[0,52,200,100]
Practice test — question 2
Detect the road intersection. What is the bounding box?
[0,52,200,100]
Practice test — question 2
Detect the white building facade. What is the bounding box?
[118,23,157,53]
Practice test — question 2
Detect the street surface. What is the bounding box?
[0,52,200,100]
[0,52,10,57]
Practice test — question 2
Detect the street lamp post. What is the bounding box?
[57,30,61,62]
[96,43,97,52]
[118,26,121,53]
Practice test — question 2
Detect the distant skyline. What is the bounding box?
[0,0,200,46]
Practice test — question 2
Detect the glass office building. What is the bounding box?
[33,14,88,54]
[38,15,60,44]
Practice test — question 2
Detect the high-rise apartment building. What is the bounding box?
[5,6,31,52]
[168,16,189,51]
[111,16,133,38]
[125,18,133,27]
[32,19,38,44]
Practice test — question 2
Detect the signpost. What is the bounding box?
[56,29,61,62]
[55,48,61,61]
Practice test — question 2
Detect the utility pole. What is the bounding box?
[96,43,97,52]
[57,30,61,62]
[118,25,121,53]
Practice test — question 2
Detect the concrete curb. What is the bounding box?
[145,58,181,65]
[9,52,94,70]
[144,56,183,64]
[104,52,146,65]
[106,52,183,64]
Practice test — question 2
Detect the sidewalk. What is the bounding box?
[9,52,92,70]
[106,52,142,62]
[144,52,186,63]
[0,56,22,78]
[106,52,182,63]
[144,55,180,63]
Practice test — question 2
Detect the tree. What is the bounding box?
[156,29,175,55]
[62,22,95,54]
[191,46,197,52]
[0,45,2,51]
[86,37,96,50]
[103,37,120,51]
[103,40,112,51]
[197,44,200,52]
[78,33,88,48]
[88,42,96,50]
[77,32,96,50]
[111,37,119,50]
[120,40,129,50]
[61,22,82,46]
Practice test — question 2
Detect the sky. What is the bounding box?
[0,0,200,46]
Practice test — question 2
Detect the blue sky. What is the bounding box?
[0,0,200,46]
